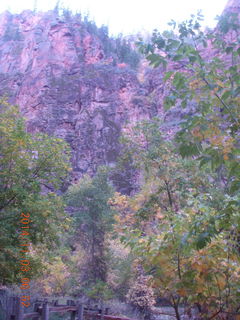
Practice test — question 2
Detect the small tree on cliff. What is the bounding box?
[53,0,61,15]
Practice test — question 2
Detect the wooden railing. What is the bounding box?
[7,298,84,320]
[7,297,137,320]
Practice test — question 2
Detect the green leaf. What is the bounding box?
[189,55,198,63]
[179,143,200,158]
[147,53,160,63]
[147,54,166,68]
[164,95,177,110]
[173,72,186,90]
[199,156,211,168]
[230,180,240,194]
[233,86,240,97]
[226,46,234,54]
[173,54,183,61]
[195,232,211,249]
[221,90,231,100]
[164,71,174,81]
[167,39,180,50]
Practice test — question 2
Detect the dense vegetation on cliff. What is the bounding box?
[0,4,240,320]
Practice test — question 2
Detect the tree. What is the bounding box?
[137,7,240,300]
[0,99,71,285]
[127,275,155,318]
[53,0,61,15]
[138,8,240,289]
[138,10,240,196]
[111,119,240,318]
[65,167,114,300]
[33,0,38,13]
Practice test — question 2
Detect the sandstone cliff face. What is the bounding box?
[0,10,154,189]
[0,2,235,190]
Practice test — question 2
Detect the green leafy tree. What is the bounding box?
[107,238,134,300]
[65,167,114,300]
[114,11,240,317]
[0,99,71,285]
[137,9,240,269]
[138,11,240,195]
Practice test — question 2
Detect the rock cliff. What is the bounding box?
[0,1,236,190]
[0,10,154,190]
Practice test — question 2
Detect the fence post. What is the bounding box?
[67,300,76,320]
[100,301,104,320]
[71,310,76,320]
[42,302,49,320]
[15,297,24,320]
[6,296,14,320]
[76,303,84,320]
[33,302,41,320]
[71,307,76,320]
[33,302,41,310]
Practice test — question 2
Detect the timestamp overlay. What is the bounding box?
[19,212,31,308]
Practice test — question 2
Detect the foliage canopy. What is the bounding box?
[0,99,71,285]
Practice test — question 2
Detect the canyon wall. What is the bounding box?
[0,0,236,189]
[0,10,158,190]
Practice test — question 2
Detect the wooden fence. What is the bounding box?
[7,297,136,320]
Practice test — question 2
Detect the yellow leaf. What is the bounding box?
[223,154,229,161]
[216,80,225,88]
[217,277,226,290]
[192,261,208,273]
[177,288,187,296]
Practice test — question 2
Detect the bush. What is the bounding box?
[126,274,155,317]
